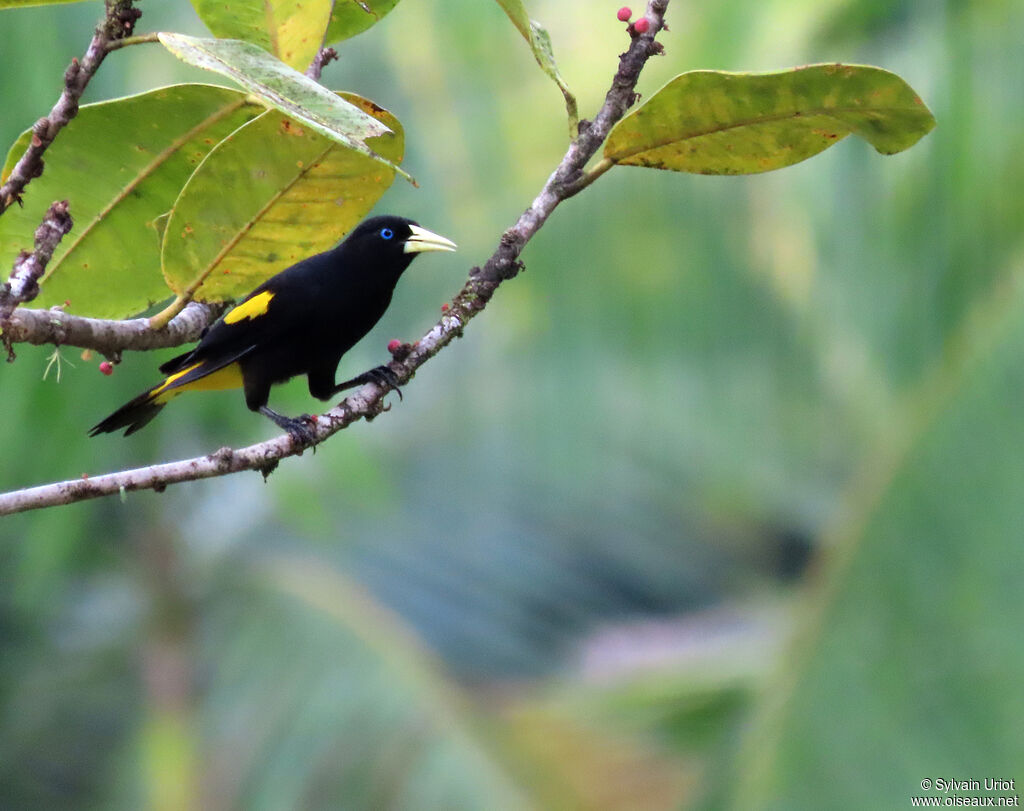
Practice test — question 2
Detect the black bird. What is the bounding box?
[90,215,457,442]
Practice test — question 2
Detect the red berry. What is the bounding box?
[441,303,450,312]
[617,6,632,21]
[633,16,650,33]
[99,361,113,376]
[387,339,401,353]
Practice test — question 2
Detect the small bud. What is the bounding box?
[617,6,632,21]
[387,339,402,353]
[632,16,650,33]
[99,361,113,376]
[441,303,449,312]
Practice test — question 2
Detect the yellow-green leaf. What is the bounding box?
[189,0,333,71]
[604,64,936,175]
[161,93,404,303]
[324,0,402,45]
[157,33,412,183]
[0,84,261,319]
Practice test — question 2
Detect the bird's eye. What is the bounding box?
[380,227,394,240]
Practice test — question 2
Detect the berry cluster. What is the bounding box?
[616,6,651,33]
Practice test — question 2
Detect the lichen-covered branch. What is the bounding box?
[0,1,141,217]
[1,301,223,360]
[0,200,74,324]
[0,0,670,517]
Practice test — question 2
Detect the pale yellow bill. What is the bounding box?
[405,224,457,254]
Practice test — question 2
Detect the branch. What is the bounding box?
[0,1,141,216]
[1,301,223,361]
[305,47,339,81]
[0,0,670,517]
[0,200,74,323]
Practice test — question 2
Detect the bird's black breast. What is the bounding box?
[241,249,402,384]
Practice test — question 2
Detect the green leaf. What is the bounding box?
[189,0,334,71]
[493,0,578,134]
[0,84,260,319]
[323,0,402,46]
[161,93,404,303]
[0,0,88,7]
[724,287,1024,808]
[190,0,404,68]
[604,64,936,175]
[157,33,412,183]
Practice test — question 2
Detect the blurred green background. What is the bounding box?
[1,0,1021,808]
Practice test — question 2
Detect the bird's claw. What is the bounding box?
[286,414,318,444]
[365,365,403,400]
[336,365,403,400]
[260,406,318,444]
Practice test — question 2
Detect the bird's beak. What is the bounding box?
[404,224,457,254]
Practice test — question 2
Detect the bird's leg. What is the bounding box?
[258,405,317,444]
[332,365,403,401]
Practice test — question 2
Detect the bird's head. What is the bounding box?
[342,215,457,275]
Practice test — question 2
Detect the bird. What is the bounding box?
[89,215,457,443]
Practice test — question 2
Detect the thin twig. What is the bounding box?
[0,1,141,217]
[103,31,160,52]
[305,47,339,81]
[0,0,670,517]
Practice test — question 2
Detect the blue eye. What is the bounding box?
[380,227,394,240]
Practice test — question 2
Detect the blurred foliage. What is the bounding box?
[492,0,577,133]
[727,272,1024,806]
[1,0,1022,809]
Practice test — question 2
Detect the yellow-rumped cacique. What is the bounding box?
[90,215,456,442]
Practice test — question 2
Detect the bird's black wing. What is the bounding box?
[159,259,325,376]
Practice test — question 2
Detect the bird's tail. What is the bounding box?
[90,364,204,437]
[89,385,167,437]
[90,356,248,437]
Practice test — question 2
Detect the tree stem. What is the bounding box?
[104,32,161,52]
[565,157,615,198]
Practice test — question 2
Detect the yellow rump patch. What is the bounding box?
[224,290,275,324]
[152,362,244,404]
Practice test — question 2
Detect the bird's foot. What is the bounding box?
[287,414,318,444]
[335,365,403,401]
[259,406,318,444]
